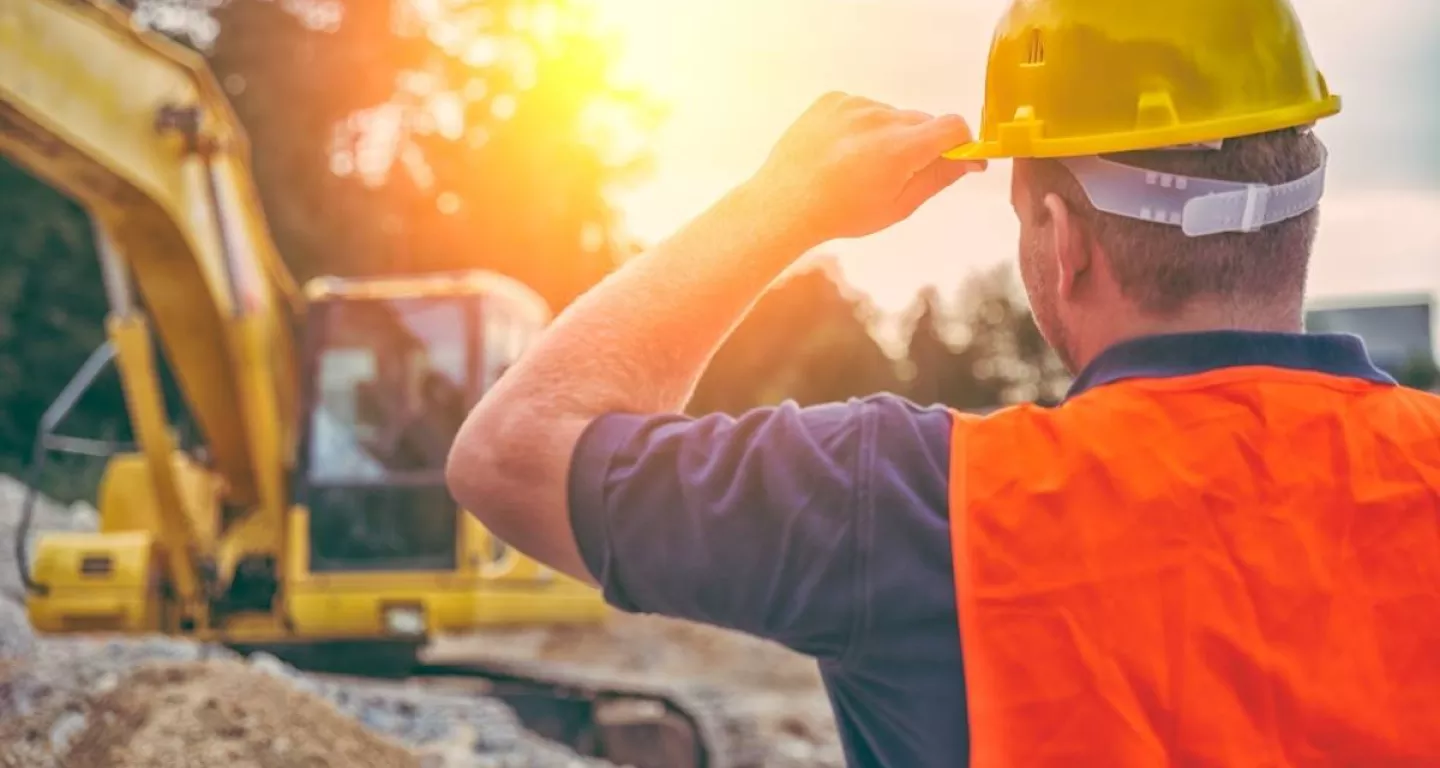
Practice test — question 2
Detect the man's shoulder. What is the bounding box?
[845,391,956,435]
[792,391,957,423]
[712,392,957,471]
[713,393,959,515]
[825,393,957,485]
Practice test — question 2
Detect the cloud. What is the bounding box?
[1308,190,1440,299]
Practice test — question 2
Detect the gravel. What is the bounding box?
[2,656,424,768]
[432,615,847,767]
[0,599,33,662]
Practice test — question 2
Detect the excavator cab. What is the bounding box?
[18,269,605,659]
[299,274,534,577]
[274,273,608,658]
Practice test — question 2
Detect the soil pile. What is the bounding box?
[1,659,421,768]
[0,637,611,768]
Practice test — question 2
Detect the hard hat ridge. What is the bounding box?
[945,0,1341,162]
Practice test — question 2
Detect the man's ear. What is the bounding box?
[1043,193,1089,301]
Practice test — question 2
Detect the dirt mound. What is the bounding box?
[1,659,421,768]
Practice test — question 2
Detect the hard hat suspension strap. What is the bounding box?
[1058,148,1328,238]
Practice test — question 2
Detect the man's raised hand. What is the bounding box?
[746,92,985,247]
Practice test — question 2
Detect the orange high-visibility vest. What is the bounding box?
[949,366,1440,767]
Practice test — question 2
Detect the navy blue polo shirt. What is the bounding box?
[565,331,1395,767]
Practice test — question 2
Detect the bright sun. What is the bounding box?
[591,0,702,98]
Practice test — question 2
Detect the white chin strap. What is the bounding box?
[1058,145,1328,238]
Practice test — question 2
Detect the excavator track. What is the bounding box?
[412,655,768,768]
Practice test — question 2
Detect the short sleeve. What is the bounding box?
[566,398,876,660]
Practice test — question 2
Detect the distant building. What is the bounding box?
[1305,293,1438,388]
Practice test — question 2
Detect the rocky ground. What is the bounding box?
[430,618,844,766]
[0,476,842,767]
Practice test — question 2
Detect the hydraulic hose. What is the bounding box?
[14,341,119,596]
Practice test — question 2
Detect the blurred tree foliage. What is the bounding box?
[688,259,902,415]
[1397,354,1440,392]
[689,260,1071,416]
[191,0,662,306]
[901,263,1071,409]
[0,164,130,497]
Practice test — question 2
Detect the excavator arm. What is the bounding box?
[0,0,298,602]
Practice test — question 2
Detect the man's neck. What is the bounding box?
[1073,297,1305,372]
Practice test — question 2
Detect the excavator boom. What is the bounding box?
[0,0,297,512]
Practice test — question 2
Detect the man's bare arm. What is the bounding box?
[445,93,983,582]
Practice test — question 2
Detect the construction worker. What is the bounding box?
[447,0,1440,765]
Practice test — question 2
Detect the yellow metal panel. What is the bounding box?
[286,577,606,639]
[466,519,565,586]
[97,452,223,545]
[196,613,292,645]
[27,531,162,633]
[285,506,605,641]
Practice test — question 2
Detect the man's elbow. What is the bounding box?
[446,401,564,518]
[445,402,597,584]
[445,406,515,524]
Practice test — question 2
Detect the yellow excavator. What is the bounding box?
[0,1,759,765]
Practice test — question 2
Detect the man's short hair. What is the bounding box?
[1018,128,1326,315]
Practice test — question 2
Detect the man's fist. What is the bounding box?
[747,92,984,246]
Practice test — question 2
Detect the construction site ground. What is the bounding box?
[0,476,843,767]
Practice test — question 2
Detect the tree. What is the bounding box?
[956,263,1070,406]
[901,285,1005,410]
[901,263,1070,411]
[900,286,952,407]
[193,0,660,309]
[688,258,902,415]
[1398,353,1440,392]
[0,162,128,500]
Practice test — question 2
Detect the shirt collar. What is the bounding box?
[1066,330,1396,401]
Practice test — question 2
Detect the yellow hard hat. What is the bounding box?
[944,0,1342,160]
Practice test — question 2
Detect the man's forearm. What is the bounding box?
[515,180,816,419]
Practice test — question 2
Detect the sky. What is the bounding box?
[595,0,1440,324]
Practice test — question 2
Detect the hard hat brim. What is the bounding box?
[943,96,1341,161]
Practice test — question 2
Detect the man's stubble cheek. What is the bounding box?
[1018,234,1075,373]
